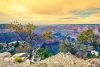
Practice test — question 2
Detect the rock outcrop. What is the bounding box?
[0,52,11,57]
[87,58,100,67]
[36,53,91,67]
[11,53,28,62]
[0,52,100,67]
[0,41,31,53]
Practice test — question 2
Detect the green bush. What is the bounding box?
[91,54,99,58]
[59,40,73,54]
[70,47,77,55]
[59,44,69,54]
[14,57,23,63]
[86,53,99,59]
[14,41,19,48]
[36,46,53,60]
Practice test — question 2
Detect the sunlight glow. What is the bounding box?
[9,3,28,13]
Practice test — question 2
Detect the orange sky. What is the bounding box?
[0,0,100,25]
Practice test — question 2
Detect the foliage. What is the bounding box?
[41,31,52,40]
[36,46,53,60]
[14,41,19,48]
[59,40,73,54]
[8,21,38,49]
[59,40,67,53]
[76,42,89,52]
[94,39,100,48]
[77,29,99,48]
[14,57,23,63]
[70,47,77,55]
[77,30,96,43]
[7,21,42,62]
[8,21,37,40]
[86,53,99,59]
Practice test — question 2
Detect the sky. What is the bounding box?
[0,0,100,25]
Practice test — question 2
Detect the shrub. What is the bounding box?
[36,46,53,60]
[91,54,99,58]
[70,47,77,55]
[14,57,23,63]
[86,53,99,59]
[59,40,73,54]
[59,40,68,54]
[14,41,19,48]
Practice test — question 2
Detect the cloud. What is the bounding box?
[28,0,65,14]
[0,0,100,24]
[70,8,100,17]
[63,17,78,20]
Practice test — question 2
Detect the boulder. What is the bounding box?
[12,53,27,57]
[0,52,11,57]
[14,41,31,53]
[11,53,28,62]
[4,57,11,62]
[88,58,100,67]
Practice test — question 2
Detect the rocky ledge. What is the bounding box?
[0,52,100,67]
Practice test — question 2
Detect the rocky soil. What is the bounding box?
[0,52,100,67]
